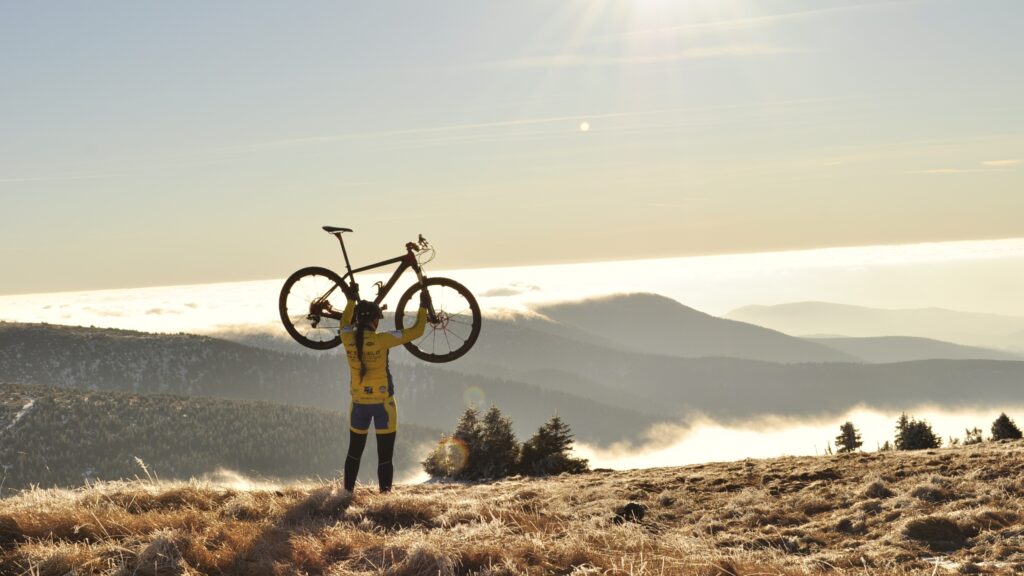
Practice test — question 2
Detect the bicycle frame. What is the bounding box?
[326,233,434,318]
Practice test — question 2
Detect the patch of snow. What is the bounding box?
[5,398,35,432]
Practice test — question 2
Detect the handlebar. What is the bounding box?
[406,234,430,253]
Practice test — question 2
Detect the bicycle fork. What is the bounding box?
[413,268,439,324]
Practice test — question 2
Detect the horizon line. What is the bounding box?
[3,235,1024,299]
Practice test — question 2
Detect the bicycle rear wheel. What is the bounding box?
[395,277,481,363]
[279,266,347,350]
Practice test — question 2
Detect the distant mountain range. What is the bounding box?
[7,293,1024,452]
[805,336,1023,363]
[727,302,1024,350]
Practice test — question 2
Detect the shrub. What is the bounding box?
[894,413,941,451]
[963,427,984,445]
[423,407,485,479]
[424,408,588,480]
[991,413,1023,441]
[519,415,589,476]
[423,405,520,481]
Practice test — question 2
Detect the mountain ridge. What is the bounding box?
[534,293,860,363]
[727,301,1024,349]
[806,335,1023,363]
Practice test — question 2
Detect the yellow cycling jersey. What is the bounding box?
[340,299,427,404]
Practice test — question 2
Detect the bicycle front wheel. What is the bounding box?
[395,277,482,363]
[278,266,347,350]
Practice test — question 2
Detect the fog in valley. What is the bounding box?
[575,404,1024,471]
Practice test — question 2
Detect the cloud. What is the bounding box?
[479,284,541,298]
[145,308,182,316]
[980,159,1021,167]
[493,45,798,69]
[223,98,827,153]
[910,168,1011,174]
[0,174,113,184]
[83,306,124,318]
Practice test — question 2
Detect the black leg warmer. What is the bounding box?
[344,431,368,492]
[376,432,396,493]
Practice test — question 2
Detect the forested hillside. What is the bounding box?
[0,322,659,443]
[0,322,343,405]
[0,383,439,495]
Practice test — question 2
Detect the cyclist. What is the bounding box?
[334,289,429,494]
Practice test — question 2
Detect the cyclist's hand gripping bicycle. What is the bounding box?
[278,226,482,362]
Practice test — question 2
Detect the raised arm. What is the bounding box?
[378,291,430,348]
[339,297,356,330]
[318,282,356,326]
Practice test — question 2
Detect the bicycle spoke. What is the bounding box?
[444,329,466,343]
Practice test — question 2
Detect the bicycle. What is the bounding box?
[278,226,482,363]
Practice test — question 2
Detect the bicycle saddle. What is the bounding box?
[322,226,353,234]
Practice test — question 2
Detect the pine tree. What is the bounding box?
[894,413,941,450]
[423,407,484,479]
[451,406,485,479]
[478,405,519,479]
[991,413,1023,441]
[895,412,910,443]
[519,415,588,476]
[835,421,863,453]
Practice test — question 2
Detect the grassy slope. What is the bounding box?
[2,441,1023,575]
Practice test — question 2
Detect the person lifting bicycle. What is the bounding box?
[282,228,479,494]
[325,285,430,494]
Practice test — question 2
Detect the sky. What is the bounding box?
[2,0,1023,296]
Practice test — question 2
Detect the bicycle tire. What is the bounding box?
[279,266,347,350]
[395,277,482,363]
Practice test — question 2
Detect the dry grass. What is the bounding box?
[3,441,1024,575]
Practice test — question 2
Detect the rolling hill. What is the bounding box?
[0,322,658,444]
